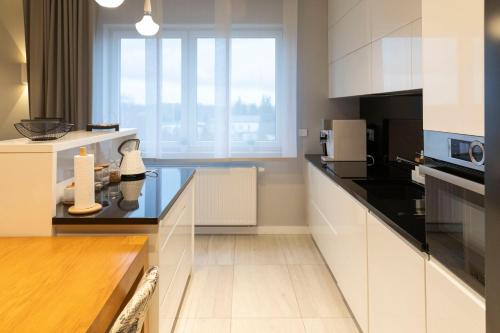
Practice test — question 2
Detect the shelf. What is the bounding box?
[0,129,137,153]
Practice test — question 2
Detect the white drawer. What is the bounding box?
[160,249,192,333]
[158,216,188,306]
[158,190,189,250]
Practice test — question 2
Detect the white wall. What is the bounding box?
[255,0,359,227]
[0,0,29,140]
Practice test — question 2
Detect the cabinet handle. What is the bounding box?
[419,165,484,195]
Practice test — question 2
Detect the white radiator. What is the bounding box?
[195,167,257,226]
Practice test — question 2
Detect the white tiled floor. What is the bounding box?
[174,235,359,333]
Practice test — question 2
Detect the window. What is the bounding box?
[196,38,216,142]
[93,0,297,159]
[231,38,277,144]
[98,27,289,159]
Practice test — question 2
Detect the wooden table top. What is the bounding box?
[0,236,148,333]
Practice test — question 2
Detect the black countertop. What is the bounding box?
[306,154,426,251]
[53,167,195,225]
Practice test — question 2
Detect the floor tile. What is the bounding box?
[288,265,351,318]
[193,235,210,266]
[235,235,287,265]
[232,265,300,318]
[174,318,231,333]
[195,235,235,265]
[302,318,359,333]
[231,319,306,333]
[179,265,233,318]
[278,235,323,265]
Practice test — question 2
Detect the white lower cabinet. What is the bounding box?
[308,199,340,276]
[333,188,368,333]
[307,163,368,332]
[158,181,194,333]
[367,213,426,333]
[426,258,485,333]
[307,161,486,333]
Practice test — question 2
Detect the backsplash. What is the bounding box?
[360,94,423,164]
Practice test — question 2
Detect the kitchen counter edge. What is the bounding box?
[305,154,427,252]
[52,168,196,225]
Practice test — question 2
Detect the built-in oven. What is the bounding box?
[421,130,485,296]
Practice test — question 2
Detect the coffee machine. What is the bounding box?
[320,119,367,162]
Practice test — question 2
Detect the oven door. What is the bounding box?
[420,164,485,296]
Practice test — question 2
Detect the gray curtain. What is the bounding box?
[24,0,95,129]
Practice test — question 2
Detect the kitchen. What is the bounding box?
[0,0,496,332]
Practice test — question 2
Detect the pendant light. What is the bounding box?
[95,0,125,8]
[136,0,160,36]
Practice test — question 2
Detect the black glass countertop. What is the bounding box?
[306,155,426,250]
[53,167,195,225]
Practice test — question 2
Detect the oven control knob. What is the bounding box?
[469,141,485,166]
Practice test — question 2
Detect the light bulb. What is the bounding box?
[95,0,125,8]
[136,14,160,36]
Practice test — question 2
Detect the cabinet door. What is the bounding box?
[426,258,485,333]
[158,182,193,303]
[334,187,368,333]
[332,44,372,97]
[331,0,371,62]
[307,163,341,276]
[329,0,362,26]
[370,0,421,41]
[159,182,194,333]
[367,213,426,333]
[306,163,368,332]
[422,0,484,136]
[371,23,413,93]
[308,198,340,277]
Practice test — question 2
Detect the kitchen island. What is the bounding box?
[52,166,196,333]
[0,236,148,333]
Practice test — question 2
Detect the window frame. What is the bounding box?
[102,24,285,159]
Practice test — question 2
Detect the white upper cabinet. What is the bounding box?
[367,213,426,333]
[371,18,423,93]
[370,0,422,41]
[372,23,413,93]
[328,0,362,26]
[328,0,422,97]
[426,258,485,333]
[331,44,372,98]
[422,0,484,136]
[331,0,371,62]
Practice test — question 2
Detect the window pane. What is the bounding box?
[197,38,216,142]
[161,38,183,143]
[231,38,277,144]
[120,38,146,131]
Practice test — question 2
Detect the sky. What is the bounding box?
[120,37,276,106]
